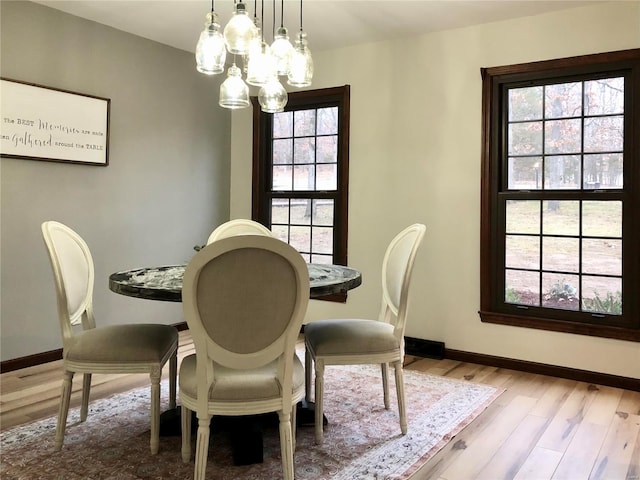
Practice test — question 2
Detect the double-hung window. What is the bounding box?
[252,86,350,300]
[480,49,640,341]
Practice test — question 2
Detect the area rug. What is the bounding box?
[1,362,501,480]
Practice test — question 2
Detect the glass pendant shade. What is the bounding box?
[258,77,288,113]
[223,1,258,55]
[246,42,276,87]
[195,12,226,75]
[219,64,250,109]
[270,26,294,76]
[287,31,313,87]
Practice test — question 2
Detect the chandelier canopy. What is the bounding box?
[195,0,313,113]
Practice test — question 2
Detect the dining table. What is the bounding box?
[108,260,362,465]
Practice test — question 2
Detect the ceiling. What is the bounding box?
[32,0,602,54]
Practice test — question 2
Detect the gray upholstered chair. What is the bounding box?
[304,223,426,444]
[41,221,178,454]
[206,218,272,244]
[179,235,309,480]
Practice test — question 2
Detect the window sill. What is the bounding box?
[479,310,640,342]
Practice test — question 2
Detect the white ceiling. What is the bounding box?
[32,0,603,54]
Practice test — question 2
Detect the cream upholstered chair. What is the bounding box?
[179,235,309,480]
[304,223,426,444]
[206,218,272,244]
[41,221,178,454]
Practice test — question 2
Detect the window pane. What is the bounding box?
[312,226,333,255]
[273,111,293,138]
[509,122,542,155]
[290,199,312,225]
[542,200,579,236]
[271,199,289,224]
[271,224,289,243]
[294,137,315,164]
[505,270,540,306]
[311,254,332,264]
[506,235,539,269]
[582,276,622,315]
[544,155,580,189]
[290,225,310,253]
[317,136,337,163]
[506,200,540,234]
[317,107,338,135]
[582,201,622,237]
[584,77,624,116]
[509,86,542,121]
[294,110,315,136]
[545,119,582,154]
[316,163,337,190]
[542,273,579,310]
[542,237,579,273]
[272,165,292,190]
[583,154,623,189]
[582,239,621,275]
[545,82,582,119]
[293,165,313,191]
[584,116,624,152]
[312,200,334,226]
[508,157,542,190]
[273,139,292,165]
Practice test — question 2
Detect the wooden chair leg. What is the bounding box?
[291,402,297,451]
[314,360,325,445]
[381,363,390,409]
[169,352,178,409]
[150,370,161,454]
[305,346,312,402]
[278,411,294,480]
[393,362,407,434]
[194,416,211,480]
[80,373,92,422]
[181,405,192,463]
[55,370,74,451]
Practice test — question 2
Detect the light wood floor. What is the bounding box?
[1,330,638,480]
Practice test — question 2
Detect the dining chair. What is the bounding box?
[206,218,272,244]
[179,235,309,480]
[41,221,178,454]
[304,223,426,444]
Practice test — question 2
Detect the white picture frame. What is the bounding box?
[0,78,110,166]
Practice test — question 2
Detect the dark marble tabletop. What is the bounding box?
[109,263,362,302]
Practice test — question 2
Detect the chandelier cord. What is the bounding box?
[272,0,276,37]
[299,0,303,32]
[280,0,284,27]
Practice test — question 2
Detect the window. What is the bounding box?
[252,86,350,300]
[480,49,640,342]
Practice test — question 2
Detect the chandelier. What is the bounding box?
[195,0,313,113]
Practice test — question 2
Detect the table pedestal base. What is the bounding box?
[159,402,327,466]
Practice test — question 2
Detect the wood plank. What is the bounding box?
[589,413,640,480]
[551,421,608,479]
[537,382,598,452]
[584,385,624,426]
[438,395,538,479]
[513,446,563,480]
[476,414,549,479]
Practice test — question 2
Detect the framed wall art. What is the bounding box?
[0,78,110,166]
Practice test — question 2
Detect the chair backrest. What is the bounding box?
[379,224,426,338]
[41,221,96,348]
[206,219,272,245]
[183,235,309,410]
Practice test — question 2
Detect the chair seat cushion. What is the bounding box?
[65,324,178,364]
[305,319,399,356]
[179,353,305,402]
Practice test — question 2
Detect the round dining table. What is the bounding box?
[109,262,362,301]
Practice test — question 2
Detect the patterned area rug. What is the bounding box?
[1,362,501,479]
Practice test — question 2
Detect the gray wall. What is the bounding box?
[0,1,231,361]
